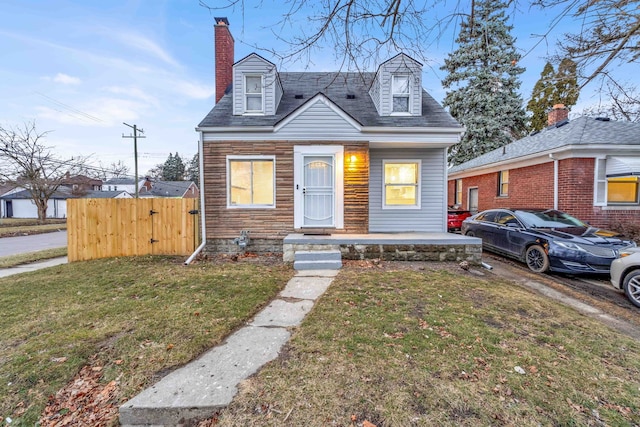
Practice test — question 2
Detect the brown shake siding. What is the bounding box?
[202,140,369,240]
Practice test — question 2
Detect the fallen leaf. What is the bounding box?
[166,343,174,351]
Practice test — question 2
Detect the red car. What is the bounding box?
[448,207,472,233]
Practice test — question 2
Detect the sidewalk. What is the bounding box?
[119,269,339,427]
[0,256,68,278]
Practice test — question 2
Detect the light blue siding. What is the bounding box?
[369,54,422,116]
[233,54,279,115]
[369,148,447,232]
[275,99,360,139]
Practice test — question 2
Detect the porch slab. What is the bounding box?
[283,233,482,263]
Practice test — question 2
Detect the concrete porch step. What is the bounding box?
[293,250,342,270]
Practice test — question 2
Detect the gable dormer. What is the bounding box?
[369,53,423,117]
[232,53,283,116]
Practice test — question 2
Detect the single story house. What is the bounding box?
[195,18,481,262]
[140,180,199,198]
[102,178,150,194]
[83,190,132,199]
[0,187,75,219]
[447,104,640,230]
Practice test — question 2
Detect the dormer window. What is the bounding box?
[392,75,410,114]
[244,75,264,113]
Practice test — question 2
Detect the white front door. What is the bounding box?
[294,146,344,229]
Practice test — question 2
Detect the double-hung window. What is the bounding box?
[455,179,463,206]
[227,156,275,207]
[383,160,421,208]
[498,170,509,196]
[244,75,263,113]
[391,75,410,114]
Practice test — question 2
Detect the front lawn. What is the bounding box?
[0,256,294,426]
[207,264,640,426]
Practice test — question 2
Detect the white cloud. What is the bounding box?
[172,80,215,100]
[104,85,159,105]
[108,30,180,68]
[53,73,81,85]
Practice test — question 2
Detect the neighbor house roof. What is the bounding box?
[83,190,131,199]
[198,72,460,129]
[0,187,76,200]
[146,181,196,198]
[449,117,640,174]
[103,178,144,185]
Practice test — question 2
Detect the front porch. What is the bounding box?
[283,233,482,264]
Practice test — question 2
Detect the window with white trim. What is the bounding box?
[383,160,421,208]
[244,75,263,113]
[391,75,410,113]
[455,179,463,206]
[498,170,509,196]
[227,156,275,207]
[594,158,640,206]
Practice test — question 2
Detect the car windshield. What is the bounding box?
[515,210,587,228]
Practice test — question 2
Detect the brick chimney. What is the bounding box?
[214,17,234,104]
[547,103,569,126]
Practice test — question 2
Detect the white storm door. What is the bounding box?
[294,146,344,229]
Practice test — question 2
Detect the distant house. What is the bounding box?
[83,190,132,199]
[447,104,640,230]
[102,178,149,194]
[0,187,75,219]
[60,174,102,195]
[142,181,199,198]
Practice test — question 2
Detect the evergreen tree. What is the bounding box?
[186,153,199,187]
[441,0,527,166]
[161,152,186,181]
[527,62,556,132]
[526,59,579,132]
[554,58,579,107]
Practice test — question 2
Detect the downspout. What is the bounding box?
[185,131,207,265]
[549,153,558,210]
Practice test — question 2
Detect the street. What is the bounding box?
[0,231,67,257]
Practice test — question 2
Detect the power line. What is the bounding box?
[34,92,105,123]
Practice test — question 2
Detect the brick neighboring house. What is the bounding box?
[447,104,640,231]
[196,18,472,257]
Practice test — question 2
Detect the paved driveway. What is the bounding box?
[0,231,67,257]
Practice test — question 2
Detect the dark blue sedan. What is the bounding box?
[461,208,636,274]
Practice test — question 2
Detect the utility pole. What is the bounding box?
[122,123,146,198]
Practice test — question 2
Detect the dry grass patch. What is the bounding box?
[0,219,66,237]
[210,265,640,427]
[0,256,293,426]
[0,247,67,268]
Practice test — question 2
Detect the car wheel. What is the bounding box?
[525,245,549,273]
[623,269,640,309]
[465,231,475,237]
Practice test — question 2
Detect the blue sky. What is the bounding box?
[0,1,623,176]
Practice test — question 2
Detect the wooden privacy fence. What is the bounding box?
[67,198,200,262]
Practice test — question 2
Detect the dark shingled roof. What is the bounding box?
[449,117,640,173]
[83,190,131,199]
[198,72,460,129]
[1,187,76,200]
[147,181,196,197]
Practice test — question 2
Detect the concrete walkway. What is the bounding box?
[0,257,68,278]
[119,269,339,427]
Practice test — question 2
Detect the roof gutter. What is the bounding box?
[185,131,207,265]
[195,126,465,134]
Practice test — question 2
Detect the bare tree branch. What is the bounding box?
[0,121,90,221]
